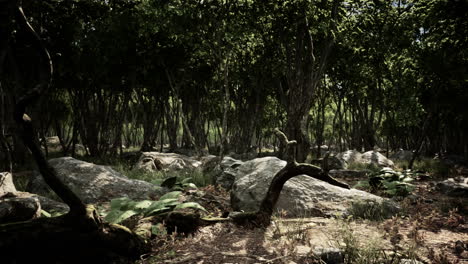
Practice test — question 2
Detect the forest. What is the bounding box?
[0,0,467,263]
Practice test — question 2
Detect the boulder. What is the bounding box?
[328,169,368,179]
[0,193,41,223]
[29,157,163,204]
[199,155,220,173]
[436,178,468,197]
[0,172,17,196]
[40,136,86,154]
[32,194,69,213]
[324,155,346,170]
[231,157,394,217]
[336,150,363,168]
[213,157,244,190]
[134,152,202,173]
[336,150,394,168]
[390,149,413,161]
[361,151,394,167]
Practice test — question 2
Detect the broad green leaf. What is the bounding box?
[181,177,192,184]
[41,210,51,218]
[110,197,134,211]
[159,198,181,207]
[402,177,414,182]
[185,183,198,190]
[134,200,153,210]
[160,191,182,200]
[105,210,138,224]
[143,198,180,216]
[145,207,171,216]
[151,179,164,185]
[174,202,207,212]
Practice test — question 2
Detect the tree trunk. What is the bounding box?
[0,3,149,262]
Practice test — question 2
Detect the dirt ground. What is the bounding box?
[138,179,468,264]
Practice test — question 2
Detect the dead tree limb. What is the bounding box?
[232,128,349,227]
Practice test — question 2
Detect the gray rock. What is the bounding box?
[29,157,163,204]
[0,194,41,223]
[231,157,393,217]
[436,178,468,197]
[40,136,86,154]
[361,151,394,167]
[391,149,413,161]
[328,169,368,179]
[134,152,202,173]
[199,155,220,173]
[336,150,394,168]
[27,171,51,195]
[4,191,69,214]
[312,247,344,264]
[214,157,244,190]
[32,194,69,213]
[0,172,17,196]
[336,150,363,169]
[325,155,346,170]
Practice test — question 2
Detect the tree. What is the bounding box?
[0,1,148,262]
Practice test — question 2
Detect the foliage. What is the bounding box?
[333,218,421,264]
[411,159,450,179]
[355,167,421,197]
[2,0,466,181]
[104,192,207,225]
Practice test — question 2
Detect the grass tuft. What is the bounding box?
[347,200,400,222]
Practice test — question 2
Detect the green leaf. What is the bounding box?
[110,197,135,211]
[181,177,192,184]
[158,198,181,206]
[105,210,138,224]
[41,210,51,218]
[159,191,182,200]
[151,179,164,185]
[143,198,180,216]
[134,200,153,210]
[174,202,207,212]
[185,183,198,190]
[402,177,414,182]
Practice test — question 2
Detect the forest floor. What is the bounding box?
[139,178,468,264]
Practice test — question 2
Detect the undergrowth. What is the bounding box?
[332,217,422,264]
[347,200,400,221]
[395,158,451,179]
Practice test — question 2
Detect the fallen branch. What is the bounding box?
[232,128,349,227]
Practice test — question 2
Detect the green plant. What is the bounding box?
[170,170,215,188]
[412,159,450,179]
[355,168,419,197]
[156,176,200,191]
[104,191,207,225]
